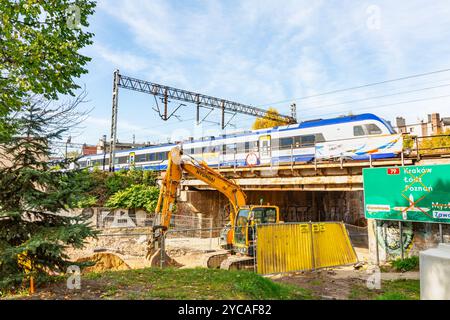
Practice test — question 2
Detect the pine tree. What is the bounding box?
[0,96,97,292]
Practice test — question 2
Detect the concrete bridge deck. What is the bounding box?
[170,155,450,191]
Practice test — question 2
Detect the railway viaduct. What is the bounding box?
[174,156,449,225]
[169,155,450,263]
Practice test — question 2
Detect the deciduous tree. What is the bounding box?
[251,107,286,130]
[0,0,96,140]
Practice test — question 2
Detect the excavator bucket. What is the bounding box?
[146,248,182,268]
[146,230,182,268]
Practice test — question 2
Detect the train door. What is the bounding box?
[258,135,271,165]
[129,152,135,166]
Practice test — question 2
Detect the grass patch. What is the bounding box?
[349,279,420,300]
[390,256,419,272]
[6,268,312,300]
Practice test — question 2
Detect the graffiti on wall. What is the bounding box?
[376,221,414,258]
[282,206,311,222]
[98,208,137,228]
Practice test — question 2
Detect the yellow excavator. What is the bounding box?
[146,146,281,269]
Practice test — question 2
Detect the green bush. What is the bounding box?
[73,195,97,208]
[69,168,158,207]
[105,184,160,212]
[391,256,419,272]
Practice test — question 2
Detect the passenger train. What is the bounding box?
[76,113,403,171]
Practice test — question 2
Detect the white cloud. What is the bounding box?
[82,0,450,144]
[93,43,150,72]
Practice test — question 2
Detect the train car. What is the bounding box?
[76,113,402,171]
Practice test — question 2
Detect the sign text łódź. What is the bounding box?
[363,164,450,223]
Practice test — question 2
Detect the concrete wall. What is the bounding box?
[177,190,365,227]
[62,207,150,228]
[368,219,450,264]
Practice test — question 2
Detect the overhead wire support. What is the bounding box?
[108,69,297,170]
[115,71,296,124]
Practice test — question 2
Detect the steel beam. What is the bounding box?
[116,73,296,124]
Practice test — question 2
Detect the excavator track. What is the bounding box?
[199,251,255,270]
[220,255,255,270]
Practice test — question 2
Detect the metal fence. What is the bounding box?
[345,223,369,248]
[93,207,212,231]
[256,222,358,275]
[406,133,450,159]
[159,225,260,271]
[157,222,359,274]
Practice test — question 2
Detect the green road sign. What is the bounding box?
[363,164,450,224]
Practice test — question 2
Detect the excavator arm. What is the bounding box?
[147,146,247,261]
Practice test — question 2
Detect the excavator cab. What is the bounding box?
[233,205,279,256]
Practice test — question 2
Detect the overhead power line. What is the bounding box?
[306,93,450,119]
[257,67,450,107]
[299,83,450,111]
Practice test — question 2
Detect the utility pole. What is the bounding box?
[102,134,107,171]
[290,103,297,122]
[65,136,71,159]
[109,69,120,172]
[221,100,225,130]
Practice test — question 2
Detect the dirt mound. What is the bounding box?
[77,253,131,273]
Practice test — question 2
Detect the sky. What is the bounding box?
[67,0,450,148]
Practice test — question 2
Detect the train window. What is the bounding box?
[136,154,148,162]
[117,156,128,164]
[203,145,218,153]
[315,133,326,143]
[353,125,365,136]
[292,136,301,148]
[155,152,168,161]
[225,143,237,154]
[236,142,246,153]
[250,141,258,152]
[149,153,156,161]
[365,124,382,135]
[280,137,293,149]
[194,147,202,154]
[300,135,315,147]
[244,142,250,152]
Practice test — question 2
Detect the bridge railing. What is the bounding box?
[404,133,450,160]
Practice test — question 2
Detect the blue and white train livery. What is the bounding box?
[77,113,403,171]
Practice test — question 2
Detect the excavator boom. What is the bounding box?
[147,146,247,263]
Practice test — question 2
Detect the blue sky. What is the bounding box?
[69,0,450,146]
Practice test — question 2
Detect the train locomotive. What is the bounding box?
[76,113,403,171]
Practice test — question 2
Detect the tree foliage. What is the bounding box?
[0,97,97,292]
[251,107,287,130]
[0,0,96,139]
[105,185,160,213]
[419,129,450,154]
[71,168,158,208]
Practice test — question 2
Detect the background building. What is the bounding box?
[395,113,450,136]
